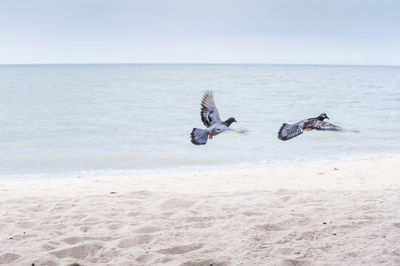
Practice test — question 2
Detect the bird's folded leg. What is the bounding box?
[234,129,248,134]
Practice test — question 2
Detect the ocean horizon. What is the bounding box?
[1,64,399,177]
[2,63,400,67]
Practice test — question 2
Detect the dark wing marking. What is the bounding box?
[278,123,303,141]
[314,121,343,131]
[200,91,221,127]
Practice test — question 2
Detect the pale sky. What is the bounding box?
[1,0,399,65]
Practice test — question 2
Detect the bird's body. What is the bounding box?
[191,91,244,145]
[278,113,343,141]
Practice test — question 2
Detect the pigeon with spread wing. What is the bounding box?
[278,113,348,141]
[190,91,245,145]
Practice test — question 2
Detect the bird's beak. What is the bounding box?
[233,119,237,123]
[326,116,330,119]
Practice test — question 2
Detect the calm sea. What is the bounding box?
[0,64,399,177]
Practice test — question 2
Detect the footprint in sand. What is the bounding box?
[180,259,229,266]
[124,200,141,205]
[107,223,124,230]
[296,231,317,241]
[31,259,58,266]
[127,191,155,198]
[8,233,37,241]
[33,224,65,231]
[158,243,204,254]
[273,188,295,195]
[135,226,164,233]
[255,223,286,231]
[242,211,263,216]
[41,244,58,251]
[278,217,311,227]
[274,247,297,256]
[185,216,215,223]
[50,243,103,259]
[0,253,21,264]
[160,198,196,209]
[66,263,84,266]
[280,259,314,266]
[155,256,173,263]
[79,225,91,232]
[135,254,156,263]
[117,235,153,248]
[16,221,36,229]
[62,236,113,245]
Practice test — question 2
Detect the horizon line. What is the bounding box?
[0,62,399,67]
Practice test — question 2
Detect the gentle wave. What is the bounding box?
[0,64,399,176]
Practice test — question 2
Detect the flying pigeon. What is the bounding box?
[278,113,347,141]
[190,91,245,145]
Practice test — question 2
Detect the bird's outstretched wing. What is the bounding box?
[200,91,221,127]
[278,123,303,141]
[314,121,343,131]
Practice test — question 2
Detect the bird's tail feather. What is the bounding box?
[191,128,210,145]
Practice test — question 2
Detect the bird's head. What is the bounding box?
[224,117,237,127]
[317,113,329,121]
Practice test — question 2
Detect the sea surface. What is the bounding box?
[0,64,399,177]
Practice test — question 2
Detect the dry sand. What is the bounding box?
[0,156,400,265]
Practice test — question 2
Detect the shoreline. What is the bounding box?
[1,152,399,181]
[1,156,400,265]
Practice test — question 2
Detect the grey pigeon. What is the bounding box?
[191,91,245,145]
[278,113,346,141]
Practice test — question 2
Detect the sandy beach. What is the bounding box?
[1,156,400,265]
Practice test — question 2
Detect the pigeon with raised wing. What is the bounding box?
[190,91,245,145]
[278,113,345,141]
